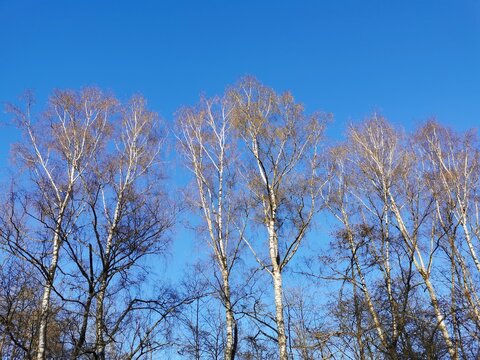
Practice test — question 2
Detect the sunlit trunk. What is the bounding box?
[389,196,457,360]
[268,222,288,360]
[37,199,68,360]
[222,269,237,360]
[37,236,60,360]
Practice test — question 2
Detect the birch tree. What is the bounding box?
[229,77,325,360]
[322,142,395,357]
[178,94,244,360]
[5,89,114,360]
[3,91,176,359]
[346,117,457,358]
[417,122,480,356]
[323,137,429,358]
[82,95,175,359]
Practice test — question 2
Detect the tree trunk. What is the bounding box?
[268,221,287,360]
[36,221,64,360]
[272,269,287,360]
[95,194,122,359]
[72,293,93,359]
[461,221,480,274]
[72,244,95,359]
[423,274,457,360]
[222,269,237,360]
[389,194,457,359]
[95,275,107,360]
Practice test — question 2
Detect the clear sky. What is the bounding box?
[1,0,479,277]
[1,1,479,126]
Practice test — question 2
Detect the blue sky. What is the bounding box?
[1,0,479,279]
[1,1,479,126]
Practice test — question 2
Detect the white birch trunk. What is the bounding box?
[36,241,60,360]
[460,220,480,274]
[423,275,457,359]
[272,270,287,360]
[389,195,457,360]
[268,222,288,360]
[222,269,236,360]
[36,200,69,360]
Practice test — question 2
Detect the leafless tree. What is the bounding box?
[2,90,176,360]
[85,95,173,359]
[229,77,326,360]
[4,89,114,360]
[4,80,480,360]
[0,258,41,360]
[178,94,246,360]
[416,121,480,357]
[322,116,462,359]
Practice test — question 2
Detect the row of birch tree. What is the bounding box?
[0,78,479,359]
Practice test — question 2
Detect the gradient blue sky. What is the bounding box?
[1,0,479,278]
